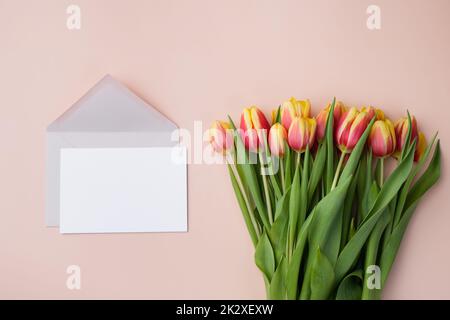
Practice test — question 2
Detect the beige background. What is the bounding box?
[0,0,448,299]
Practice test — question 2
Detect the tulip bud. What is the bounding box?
[335,107,371,153]
[415,132,427,162]
[240,106,271,152]
[281,97,311,130]
[316,101,347,142]
[361,106,385,121]
[268,123,287,157]
[208,120,234,154]
[288,117,317,153]
[393,115,418,158]
[369,119,396,158]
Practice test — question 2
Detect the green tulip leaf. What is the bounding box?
[381,141,441,285]
[299,147,310,228]
[269,256,287,300]
[341,163,360,249]
[286,212,314,299]
[393,133,437,227]
[275,105,282,123]
[269,170,282,200]
[379,203,417,286]
[308,142,326,201]
[298,176,352,300]
[269,188,291,264]
[361,183,391,300]
[335,270,363,300]
[310,247,335,300]
[228,165,259,247]
[405,140,441,211]
[284,142,292,189]
[325,98,336,193]
[309,175,353,265]
[363,140,416,224]
[255,232,275,282]
[335,142,416,283]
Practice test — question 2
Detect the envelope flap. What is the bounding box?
[47,75,177,133]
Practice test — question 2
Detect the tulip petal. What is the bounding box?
[415,132,427,162]
[269,123,287,157]
[315,109,328,142]
[336,108,358,151]
[281,100,296,130]
[346,112,370,151]
[251,106,271,130]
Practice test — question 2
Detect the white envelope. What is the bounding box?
[46,75,187,233]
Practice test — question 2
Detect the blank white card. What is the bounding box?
[59,147,187,234]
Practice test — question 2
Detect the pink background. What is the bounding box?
[0,0,449,299]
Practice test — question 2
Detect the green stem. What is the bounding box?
[331,151,346,190]
[379,158,384,187]
[362,157,385,300]
[259,152,274,225]
[228,159,261,239]
[361,238,382,300]
[280,160,285,193]
[288,152,302,261]
[263,275,271,299]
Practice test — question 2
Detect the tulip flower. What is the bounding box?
[240,106,271,152]
[281,97,311,130]
[369,119,396,158]
[335,107,371,153]
[393,115,418,158]
[268,123,287,157]
[288,117,317,153]
[361,106,385,121]
[316,101,347,142]
[208,120,234,154]
[415,132,427,162]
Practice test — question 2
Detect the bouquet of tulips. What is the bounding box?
[208,98,441,300]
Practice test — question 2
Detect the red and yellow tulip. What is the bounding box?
[393,115,418,158]
[335,107,371,153]
[240,106,271,152]
[316,101,347,142]
[268,123,287,157]
[369,119,396,158]
[288,117,317,153]
[208,120,234,154]
[361,106,385,121]
[281,97,311,130]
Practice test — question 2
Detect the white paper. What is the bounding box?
[59,147,187,234]
[46,75,179,227]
